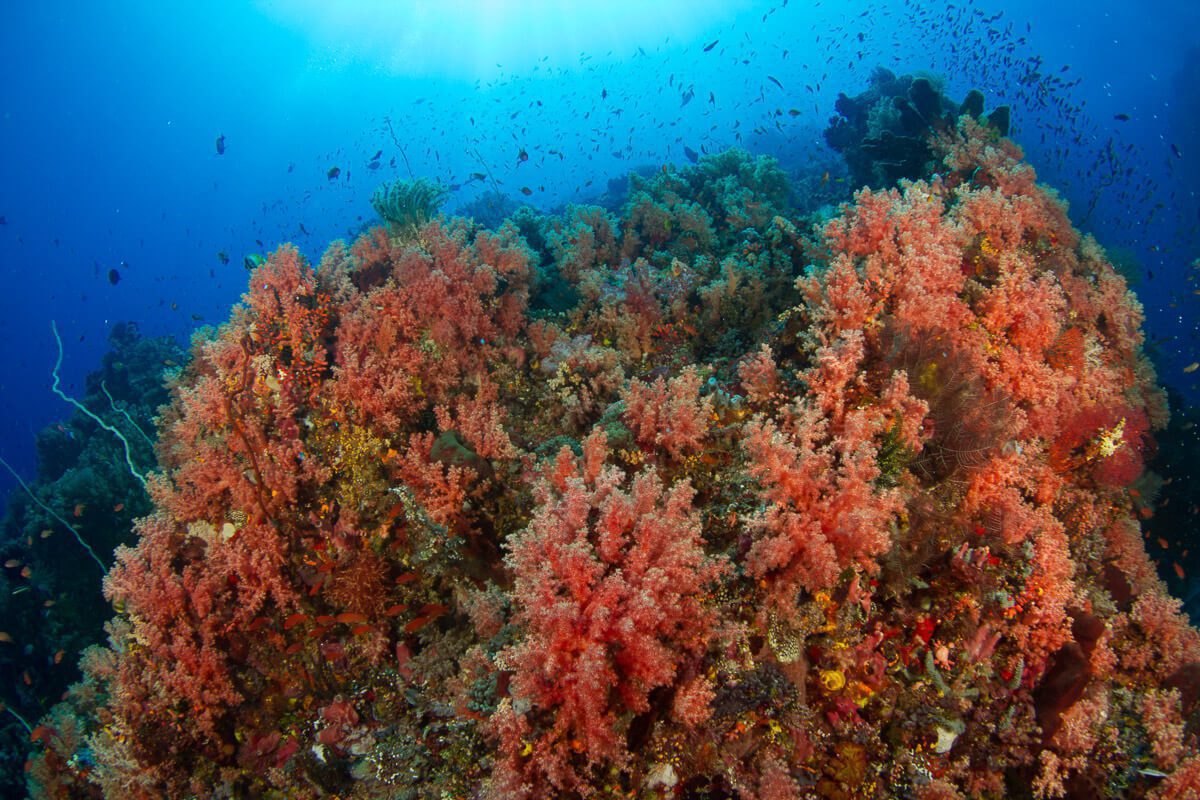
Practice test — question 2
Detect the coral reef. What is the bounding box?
[24,110,1200,800]
[824,67,1011,189]
[0,323,182,794]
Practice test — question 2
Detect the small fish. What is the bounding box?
[326,166,340,180]
[283,612,309,630]
[334,612,369,625]
[244,254,266,271]
[1171,143,1183,159]
[0,631,15,643]
[112,503,124,513]
[215,134,225,155]
[404,615,436,634]
[703,39,719,52]
[520,186,533,196]
[396,643,414,679]
[216,251,229,265]
[1185,362,1199,374]
[53,649,64,664]
[73,503,86,517]
[517,148,529,164]
[371,149,382,160]
[108,268,120,285]
[4,559,20,569]
[683,146,699,163]
[767,75,784,90]
[1113,113,1130,122]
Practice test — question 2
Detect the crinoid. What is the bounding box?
[322,547,391,618]
[881,325,1013,489]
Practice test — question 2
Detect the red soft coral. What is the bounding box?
[497,430,726,794]
[622,365,713,461]
[333,219,532,431]
[743,399,905,610]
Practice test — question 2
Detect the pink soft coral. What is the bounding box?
[622,365,713,461]
[497,430,726,794]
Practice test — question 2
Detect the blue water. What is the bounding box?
[0,0,1197,494]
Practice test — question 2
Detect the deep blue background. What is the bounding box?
[2,0,1198,502]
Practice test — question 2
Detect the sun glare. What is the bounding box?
[257,0,747,79]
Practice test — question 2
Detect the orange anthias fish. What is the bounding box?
[283,612,309,631]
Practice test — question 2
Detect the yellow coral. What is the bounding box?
[819,669,846,692]
[1089,417,1126,460]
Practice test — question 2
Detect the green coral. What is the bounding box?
[371,178,448,238]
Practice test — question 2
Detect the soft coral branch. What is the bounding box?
[497,430,726,794]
